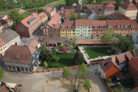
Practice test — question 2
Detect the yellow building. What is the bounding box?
[119,1,138,20]
[60,21,76,37]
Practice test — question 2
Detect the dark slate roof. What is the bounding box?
[0,29,19,43]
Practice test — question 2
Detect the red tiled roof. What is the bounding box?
[47,13,61,28]
[75,19,106,26]
[87,4,103,8]
[0,19,7,27]
[0,38,6,48]
[0,84,10,92]
[107,20,138,29]
[76,40,111,45]
[21,13,41,28]
[129,58,138,72]
[62,9,75,13]
[120,2,137,10]
[4,40,39,64]
[125,51,134,60]
[116,53,126,63]
[38,12,48,20]
[98,58,120,78]
[104,3,115,11]
[105,1,116,5]
[45,6,56,14]
[60,21,75,29]
[111,12,130,20]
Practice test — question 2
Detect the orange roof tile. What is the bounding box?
[125,51,134,60]
[116,53,126,63]
[76,40,111,45]
[87,4,103,8]
[129,58,138,72]
[38,12,48,20]
[120,2,137,10]
[21,13,41,28]
[47,13,61,28]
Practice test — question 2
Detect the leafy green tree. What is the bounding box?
[78,63,89,79]
[69,37,77,48]
[62,69,72,79]
[83,79,91,92]
[70,13,78,20]
[0,0,6,10]
[115,0,122,10]
[74,51,84,65]
[101,30,114,41]
[112,34,133,52]
[0,67,4,79]
[37,8,45,13]
[8,0,15,9]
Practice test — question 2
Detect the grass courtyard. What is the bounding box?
[84,47,113,58]
[44,53,75,69]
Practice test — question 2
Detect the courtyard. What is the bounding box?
[84,47,114,58]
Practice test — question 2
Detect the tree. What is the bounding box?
[39,47,59,62]
[70,13,78,20]
[78,63,89,79]
[101,30,114,41]
[62,69,72,79]
[69,37,77,48]
[74,51,84,65]
[0,0,6,10]
[8,0,15,9]
[83,79,91,92]
[115,0,122,10]
[37,8,45,13]
[0,67,4,79]
[43,61,48,67]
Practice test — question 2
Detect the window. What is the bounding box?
[117,25,120,28]
[124,25,127,28]
[108,25,111,28]
[20,26,25,32]
[92,26,95,28]
[131,25,134,28]
[121,25,123,28]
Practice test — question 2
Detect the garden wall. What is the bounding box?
[105,82,113,92]
[32,64,90,73]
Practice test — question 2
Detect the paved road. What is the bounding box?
[1,67,108,92]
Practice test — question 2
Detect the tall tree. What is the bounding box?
[83,79,91,92]
[74,51,84,65]
[115,0,122,10]
[8,0,15,9]
[0,0,6,10]
[70,13,78,20]
[101,30,114,41]
[62,69,72,79]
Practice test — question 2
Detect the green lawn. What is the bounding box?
[47,0,65,7]
[44,53,75,69]
[84,47,113,58]
[0,9,15,14]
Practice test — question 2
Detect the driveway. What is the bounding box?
[1,67,109,92]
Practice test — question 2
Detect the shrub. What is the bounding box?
[43,61,48,67]
[60,47,67,53]
[105,78,112,83]
[59,44,64,48]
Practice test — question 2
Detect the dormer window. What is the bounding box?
[62,26,64,28]
[121,25,123,28]
[104,25,107,28]
[108,25,111,28]
[92,26,95,28]
[27,17,36,24]
[124,25,127,28]
[131,25,134,28]
[117,25,120,28]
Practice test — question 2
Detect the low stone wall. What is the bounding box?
[32,65,80,73]
[32,64,90,73]
[105,82,113,92]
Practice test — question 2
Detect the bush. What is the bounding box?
[60,47,67,53]
[43,61,48,67]
[59,44,64,48]
[0,67,4,79]
[105,78,112,83]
